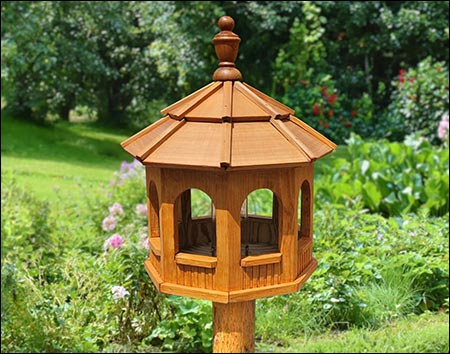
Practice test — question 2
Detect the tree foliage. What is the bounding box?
[1,1,448,132]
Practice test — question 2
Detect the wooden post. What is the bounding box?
[213,301,255,353]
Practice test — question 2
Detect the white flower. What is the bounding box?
[112,286,130,299]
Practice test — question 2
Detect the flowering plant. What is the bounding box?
[282,76,374,143]
[388,57,449,141]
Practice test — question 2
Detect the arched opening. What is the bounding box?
[240,188,279,257]
[298,180,311,239]
[175,188,216,257]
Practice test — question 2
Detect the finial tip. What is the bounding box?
[218,16,234,31]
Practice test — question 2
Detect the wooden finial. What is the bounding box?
[212,16,242,81]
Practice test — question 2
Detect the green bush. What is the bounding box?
[1,172,55,263]
[282,76,375,143]
[387,57,449,140]
[146,296,212,353]
[316,133,449,216]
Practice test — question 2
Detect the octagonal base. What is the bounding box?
[144,257,317,303]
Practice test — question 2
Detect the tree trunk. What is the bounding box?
[212,301,255,353]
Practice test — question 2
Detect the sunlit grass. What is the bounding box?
[1,115,132,203]
[257,312,449,353]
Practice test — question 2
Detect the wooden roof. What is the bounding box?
[121,16,336,171]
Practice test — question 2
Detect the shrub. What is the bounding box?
[281,76,375,144]
[1,172,55,263]
[387,57,449,141]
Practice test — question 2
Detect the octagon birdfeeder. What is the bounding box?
[121,16,336,353]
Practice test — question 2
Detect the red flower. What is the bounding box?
[318,119,324,127]
[399,76,406,83]
[321,86,328,96]
[312,103,320,116]
[344,121,352,128]
[351,110,358,117]
[409,77,416,83]
[328,109,334,117]
[327,93,338,106]
[399,69,407,76]
[323,123,330,129]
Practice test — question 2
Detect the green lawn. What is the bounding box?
[257,312,449,353]
[1,115,133,203]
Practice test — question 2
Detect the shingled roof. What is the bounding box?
[121,16,336,171]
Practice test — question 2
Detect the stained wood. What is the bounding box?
[289,115,337,150]
[231,122,310,168]
[184,85,224,120]
[212,16,242,82]
[213,301,255,353]
[144,258,163,291]
[231,88,271,120]
[242,82,294,116]
[240,253,281,267]
[149,237,161,256]
[160,282,228,303]
[121,116,171,149]
[121,116,175,158]
[279,119,334,160]
[119,21,338,342]
[160,81,215,115]
[166,82,222,119]
[175,253,217,268]
[229,259,317,302]
[234,81,279,118]
[145,122,225,168]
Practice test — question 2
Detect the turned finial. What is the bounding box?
[212,16,242,81]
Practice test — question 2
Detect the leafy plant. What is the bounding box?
[146,296,212,353]
[316,133,449,216]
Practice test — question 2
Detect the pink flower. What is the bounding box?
[438,113,449,139]
[102,215,117,231]
[135,203,148,217]
[109,202,124,216]
[104,233,124,253]
[112,285,129,299]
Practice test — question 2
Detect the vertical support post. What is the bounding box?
[213,301,255,353]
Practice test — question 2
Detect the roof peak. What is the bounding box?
[212,16,242,81]
[160,81,295,122]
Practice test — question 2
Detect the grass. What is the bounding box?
[1,114,133,203]
[257,312,449,353]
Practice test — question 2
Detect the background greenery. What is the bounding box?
[1,1,449,353]
[1,1,449,142]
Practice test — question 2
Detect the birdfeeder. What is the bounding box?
[121,16,336,353]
